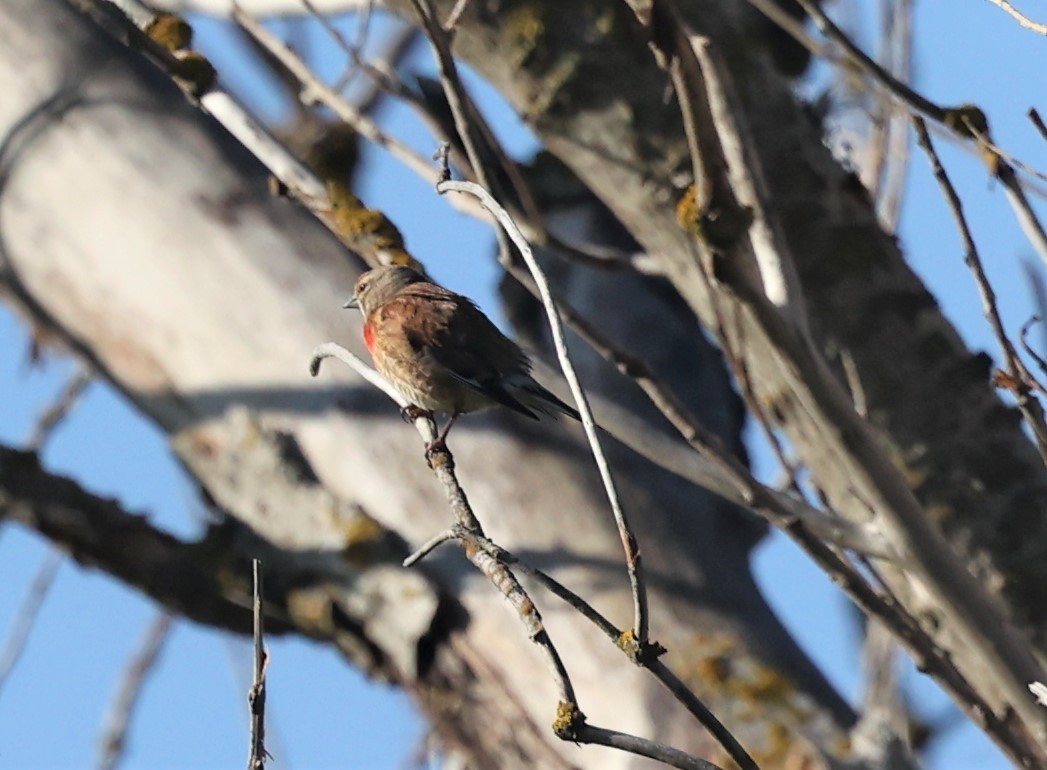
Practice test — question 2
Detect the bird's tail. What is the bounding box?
[510,376,581,422]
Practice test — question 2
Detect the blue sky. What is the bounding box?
[1,2,1045,768]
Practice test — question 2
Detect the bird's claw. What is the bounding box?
[424,436,450,466]
[400,405,431,423]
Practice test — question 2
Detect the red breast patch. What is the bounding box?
[363,320,376,354]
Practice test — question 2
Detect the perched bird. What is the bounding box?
[345,265,580,448]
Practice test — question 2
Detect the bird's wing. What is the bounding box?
[389,285,539,419]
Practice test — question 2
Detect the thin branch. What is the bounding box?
[26,367,91,452]
[995,157,1047,268]
[744,0,829,59]
[310,344,578,709]
[434,172,651,646]
[1021,259,1047,379]
[783,0,1047,267]
[1031,109,1047,142]
[791,0,942,119]
[983,0,1047,35]
[1020,316,1047,382]
[236,1,657,280]
[850,620,911,765]
[0,548,63,696]
[457,526,621,641]
[410,0,545,232]
[301,0,407,111]
[913,116,1047,466]
[247,558,268,770]
[231,7,492,228]
[349,23,417,114]
[567,721,727,770]
[442,0,471,30]
[297,0,371,88]
[97,613,174,770]
[310,341,404,403]
[452,527,756,770]
[676,29,808,330]
[876,0,914,233]
[232,9,434,192]
[312,341,884,560]
[861,1,896,204]
[402,528,456,567]
[781,0,1047,188]
[311,342,755,769]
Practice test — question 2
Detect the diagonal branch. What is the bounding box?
[0,547,63,696]
[983,0,1047,35]
[434,172,652,645]
[310,344,752,770]
[651,8,1047,763]
[913,116,1047,467]
[96,612,174,770]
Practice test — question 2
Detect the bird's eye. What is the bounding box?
[358,281,368,293]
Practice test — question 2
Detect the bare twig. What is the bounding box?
[1020,316,1047,381]
[311,341,882,559]
[782,0,1047,267]
[0,548,63,696]
[236,2,657,279]
[913,116,1047,466]
[97,613,174,770]
[415,523,752,770]
[791,0,941,118]
[411,0,544,229]
[995,157,1047,268]
[850,620,911,765]
[863,0,901,211]
[301,0,367,90]
[744,0,829,59]
[676,30,808,330]
[434,172,651,646]
[661,10,1047,752]
[402,528,457,567]
[564,721,727,770]
[1021,259,1047,379]
[310,345,578,713]
[247,559,268,770]
[26,368,91,452]
[350,23,417,114]
[983,0,1047,35]
[1031,109,1047,142]
[301,0,412,112]
[310,341,404,402]
[310,343,749,769]
[782,0,1047,188]
[874,0,914,232]
[462,531,753,767]
[232,9,437,192]
[442,0,471,30]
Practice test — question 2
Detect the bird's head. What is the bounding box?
[344,265,427,316]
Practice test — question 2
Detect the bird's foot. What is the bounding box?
[425,435,448,455]
[424,435,452,468]
[400,405,431,423]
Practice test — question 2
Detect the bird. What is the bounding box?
[345,265,580,450]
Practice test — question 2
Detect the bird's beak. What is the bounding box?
[343,294,359,310]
